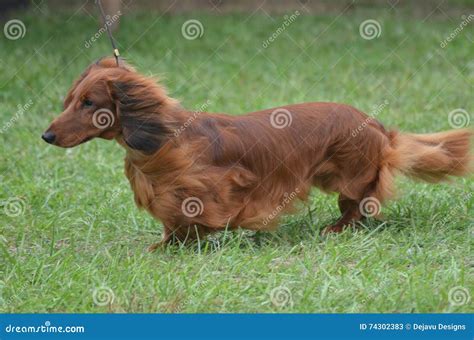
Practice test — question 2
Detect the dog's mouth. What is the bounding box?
[61,136,94,147]
[78,136,93,145]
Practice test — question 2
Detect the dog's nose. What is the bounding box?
[41,131,56,144]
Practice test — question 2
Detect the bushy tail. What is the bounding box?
[386,129,473,182]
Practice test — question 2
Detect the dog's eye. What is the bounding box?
[83,99,93,107]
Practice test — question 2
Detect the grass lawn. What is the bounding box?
[0,5,473,313]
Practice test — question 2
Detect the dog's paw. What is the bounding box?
[147,242,161,252]
[147,233,178,252]
[147,239,170,252]
[320,224,344,235]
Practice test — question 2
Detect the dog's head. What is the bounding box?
[42,57,178,154]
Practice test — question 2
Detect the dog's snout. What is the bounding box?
[41,131,56,144]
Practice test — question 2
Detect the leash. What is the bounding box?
[96,0,120,66]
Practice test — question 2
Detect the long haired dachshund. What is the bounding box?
[42,58,472,250]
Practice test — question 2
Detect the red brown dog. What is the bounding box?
[42,58,472,250]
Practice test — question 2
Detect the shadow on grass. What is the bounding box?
[148,207,416,256]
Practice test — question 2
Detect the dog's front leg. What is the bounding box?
[147,225,174,252]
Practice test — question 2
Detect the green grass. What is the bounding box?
[0,6,473,313]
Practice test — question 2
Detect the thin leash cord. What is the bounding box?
[96,0,120,66]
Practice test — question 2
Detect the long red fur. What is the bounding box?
[44,58,473,249]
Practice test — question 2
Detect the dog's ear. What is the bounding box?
[110,81,170,154]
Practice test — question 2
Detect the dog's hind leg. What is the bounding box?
[321,164,393,235]
[147,225,175,252]
[321,194,363,235]
[148,224,212,251]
